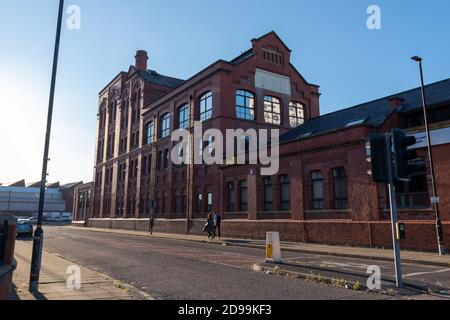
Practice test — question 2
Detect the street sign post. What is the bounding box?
[385,134,403,288]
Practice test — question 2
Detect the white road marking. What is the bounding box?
[404,269,450,278]
[306,261,370,270]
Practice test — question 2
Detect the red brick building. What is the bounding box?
[83,31,450,251]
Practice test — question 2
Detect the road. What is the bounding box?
[17,226,449,300]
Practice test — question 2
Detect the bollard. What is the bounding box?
[266,232,282,263]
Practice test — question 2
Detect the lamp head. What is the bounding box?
[411,56,423,62]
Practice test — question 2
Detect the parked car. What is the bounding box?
[16,219,34,237]
[27,217,38,224]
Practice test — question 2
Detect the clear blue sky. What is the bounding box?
[1,0,449,184]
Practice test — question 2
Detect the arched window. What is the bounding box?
[332,167,348,209]
[108,101,116,124]
[178,104,189,129]
[131,90,141,124]
[236,90,255,120]
[199,92,213,122]
[121,96,129,129]
[264,96,281,125]
[99,103,107,129]
[289,102,305,127]
[160,113,170,138]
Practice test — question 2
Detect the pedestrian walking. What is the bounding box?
[149,215,154,235]
[213,211,222,239]
[202,213,215,240]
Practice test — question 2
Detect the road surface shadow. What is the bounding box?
[269,261,450,297]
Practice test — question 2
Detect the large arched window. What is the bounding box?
[199,91,213,122]
[132,89,141,124]
[236,90,255,120]
[99,102,107,129]
[121,95,129,129]
[178,104,189,129]
[160,113,170,138]
[264,96,281,125]
[289,102,305,127]
[108,101,116,124]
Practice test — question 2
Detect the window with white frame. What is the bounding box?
[264,96,281,125]
[289,102,305,127]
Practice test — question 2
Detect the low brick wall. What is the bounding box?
[85,218,450,252]
[0,214,17,300]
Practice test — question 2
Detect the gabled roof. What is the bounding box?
[47,182,60,189]
[8,180,25,187]
[60,182,83,190]
[280,78,450,143]
[26,181,41,188]
[144,32,317,109]
[252,31,292,52]
[138,69,185,89]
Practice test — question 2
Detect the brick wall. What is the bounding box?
[86,217,450,252]
[0,214,17,300]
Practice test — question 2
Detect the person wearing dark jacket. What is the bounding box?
[202,213,215,240]
[213,212,222,239]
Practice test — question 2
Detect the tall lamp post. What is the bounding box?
[29,0,65,293]
[411,56,446,256]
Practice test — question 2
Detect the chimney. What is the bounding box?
[388,97,405,109]
[135,50,148,71]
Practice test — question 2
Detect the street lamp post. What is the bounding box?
[411,56,446,256]
[29,0,65,293]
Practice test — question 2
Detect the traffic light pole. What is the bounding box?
[386,135,403,288]
[29,0,65,294]
[415,59,445,256]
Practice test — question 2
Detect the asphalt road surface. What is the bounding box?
[18,226,447,300]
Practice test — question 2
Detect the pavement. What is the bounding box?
[12,239,152,300]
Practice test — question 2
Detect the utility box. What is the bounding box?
[0,214,17,300]
[266,232,282,264]
[397,223,406,241]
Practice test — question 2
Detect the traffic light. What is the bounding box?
[392,129,424,181]
[369,133,389,183]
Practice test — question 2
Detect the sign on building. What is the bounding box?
[255,69,291,96]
